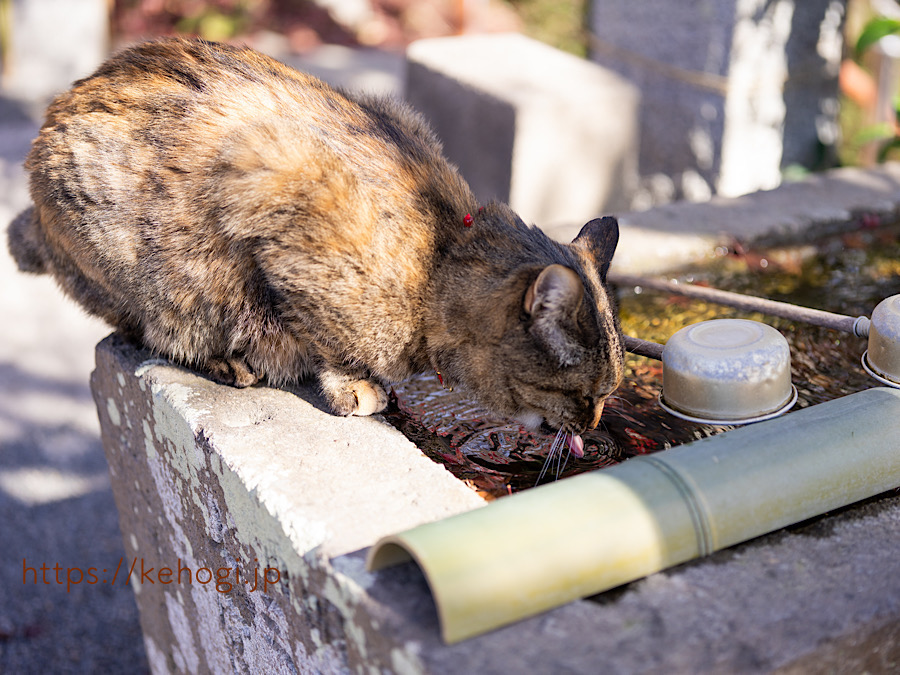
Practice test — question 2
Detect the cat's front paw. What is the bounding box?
[330,380,389,416]
[349,380,388,416]
[205,356,259,388]
[319,368,388,416]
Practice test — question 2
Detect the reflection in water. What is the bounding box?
[384,367,726,498]
[384,220,900,499]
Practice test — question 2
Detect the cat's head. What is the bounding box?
[431,213,625,437]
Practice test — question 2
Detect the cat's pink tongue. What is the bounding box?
[568,433,585,458]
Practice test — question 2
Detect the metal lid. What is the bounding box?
[863,294,900,388]
[660,319,796,425]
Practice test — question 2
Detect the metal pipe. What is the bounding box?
[610,273,871,338]
[623,334,664,361]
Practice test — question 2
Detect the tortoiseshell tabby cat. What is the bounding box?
[7,37,624,445]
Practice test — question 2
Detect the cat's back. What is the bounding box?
[41,38,342,127]
[29,37,468,235]
[30,38,414,180]
[28,39,328,217]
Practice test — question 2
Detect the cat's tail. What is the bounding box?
[7,206,47,274]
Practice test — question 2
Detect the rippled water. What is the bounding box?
[383,219,900,498]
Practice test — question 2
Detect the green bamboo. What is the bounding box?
[368,387,900,643]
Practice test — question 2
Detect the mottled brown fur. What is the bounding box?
[8,37,625,434]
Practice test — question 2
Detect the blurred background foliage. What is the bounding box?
[4,0,899,172]
[841,0,900,166]
[110,0,588,54]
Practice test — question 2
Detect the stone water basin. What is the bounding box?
[384,218,900,498]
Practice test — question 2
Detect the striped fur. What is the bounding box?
[7,37,624,431]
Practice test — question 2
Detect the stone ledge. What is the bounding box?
[92,335,900,673]
[544,163,900,275]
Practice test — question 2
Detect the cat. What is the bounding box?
[7,36,624,444]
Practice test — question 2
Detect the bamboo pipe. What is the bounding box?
[368,387,900,644]
[609,273,872,337]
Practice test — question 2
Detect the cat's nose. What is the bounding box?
[588,400,605,429]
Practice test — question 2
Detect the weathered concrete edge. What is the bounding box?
[116,339,484,559]
[90,334,483,673]
[544,163,900,274]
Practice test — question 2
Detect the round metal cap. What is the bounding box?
[660,319,796,425]
[863,294,900,388]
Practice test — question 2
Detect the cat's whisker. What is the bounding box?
[556,446,572,480]
[537,428,566,486]
[606,394,630,409]
[538,429,565,482]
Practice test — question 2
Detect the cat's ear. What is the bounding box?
[524,264,585,366]
[572,216,619,280]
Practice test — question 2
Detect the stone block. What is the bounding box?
[589,0,844,202]
[90,334,483,673]
[541,163,900,275]
[92,330,900,673]
[1,0,108,104]
[405,33,640,229]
